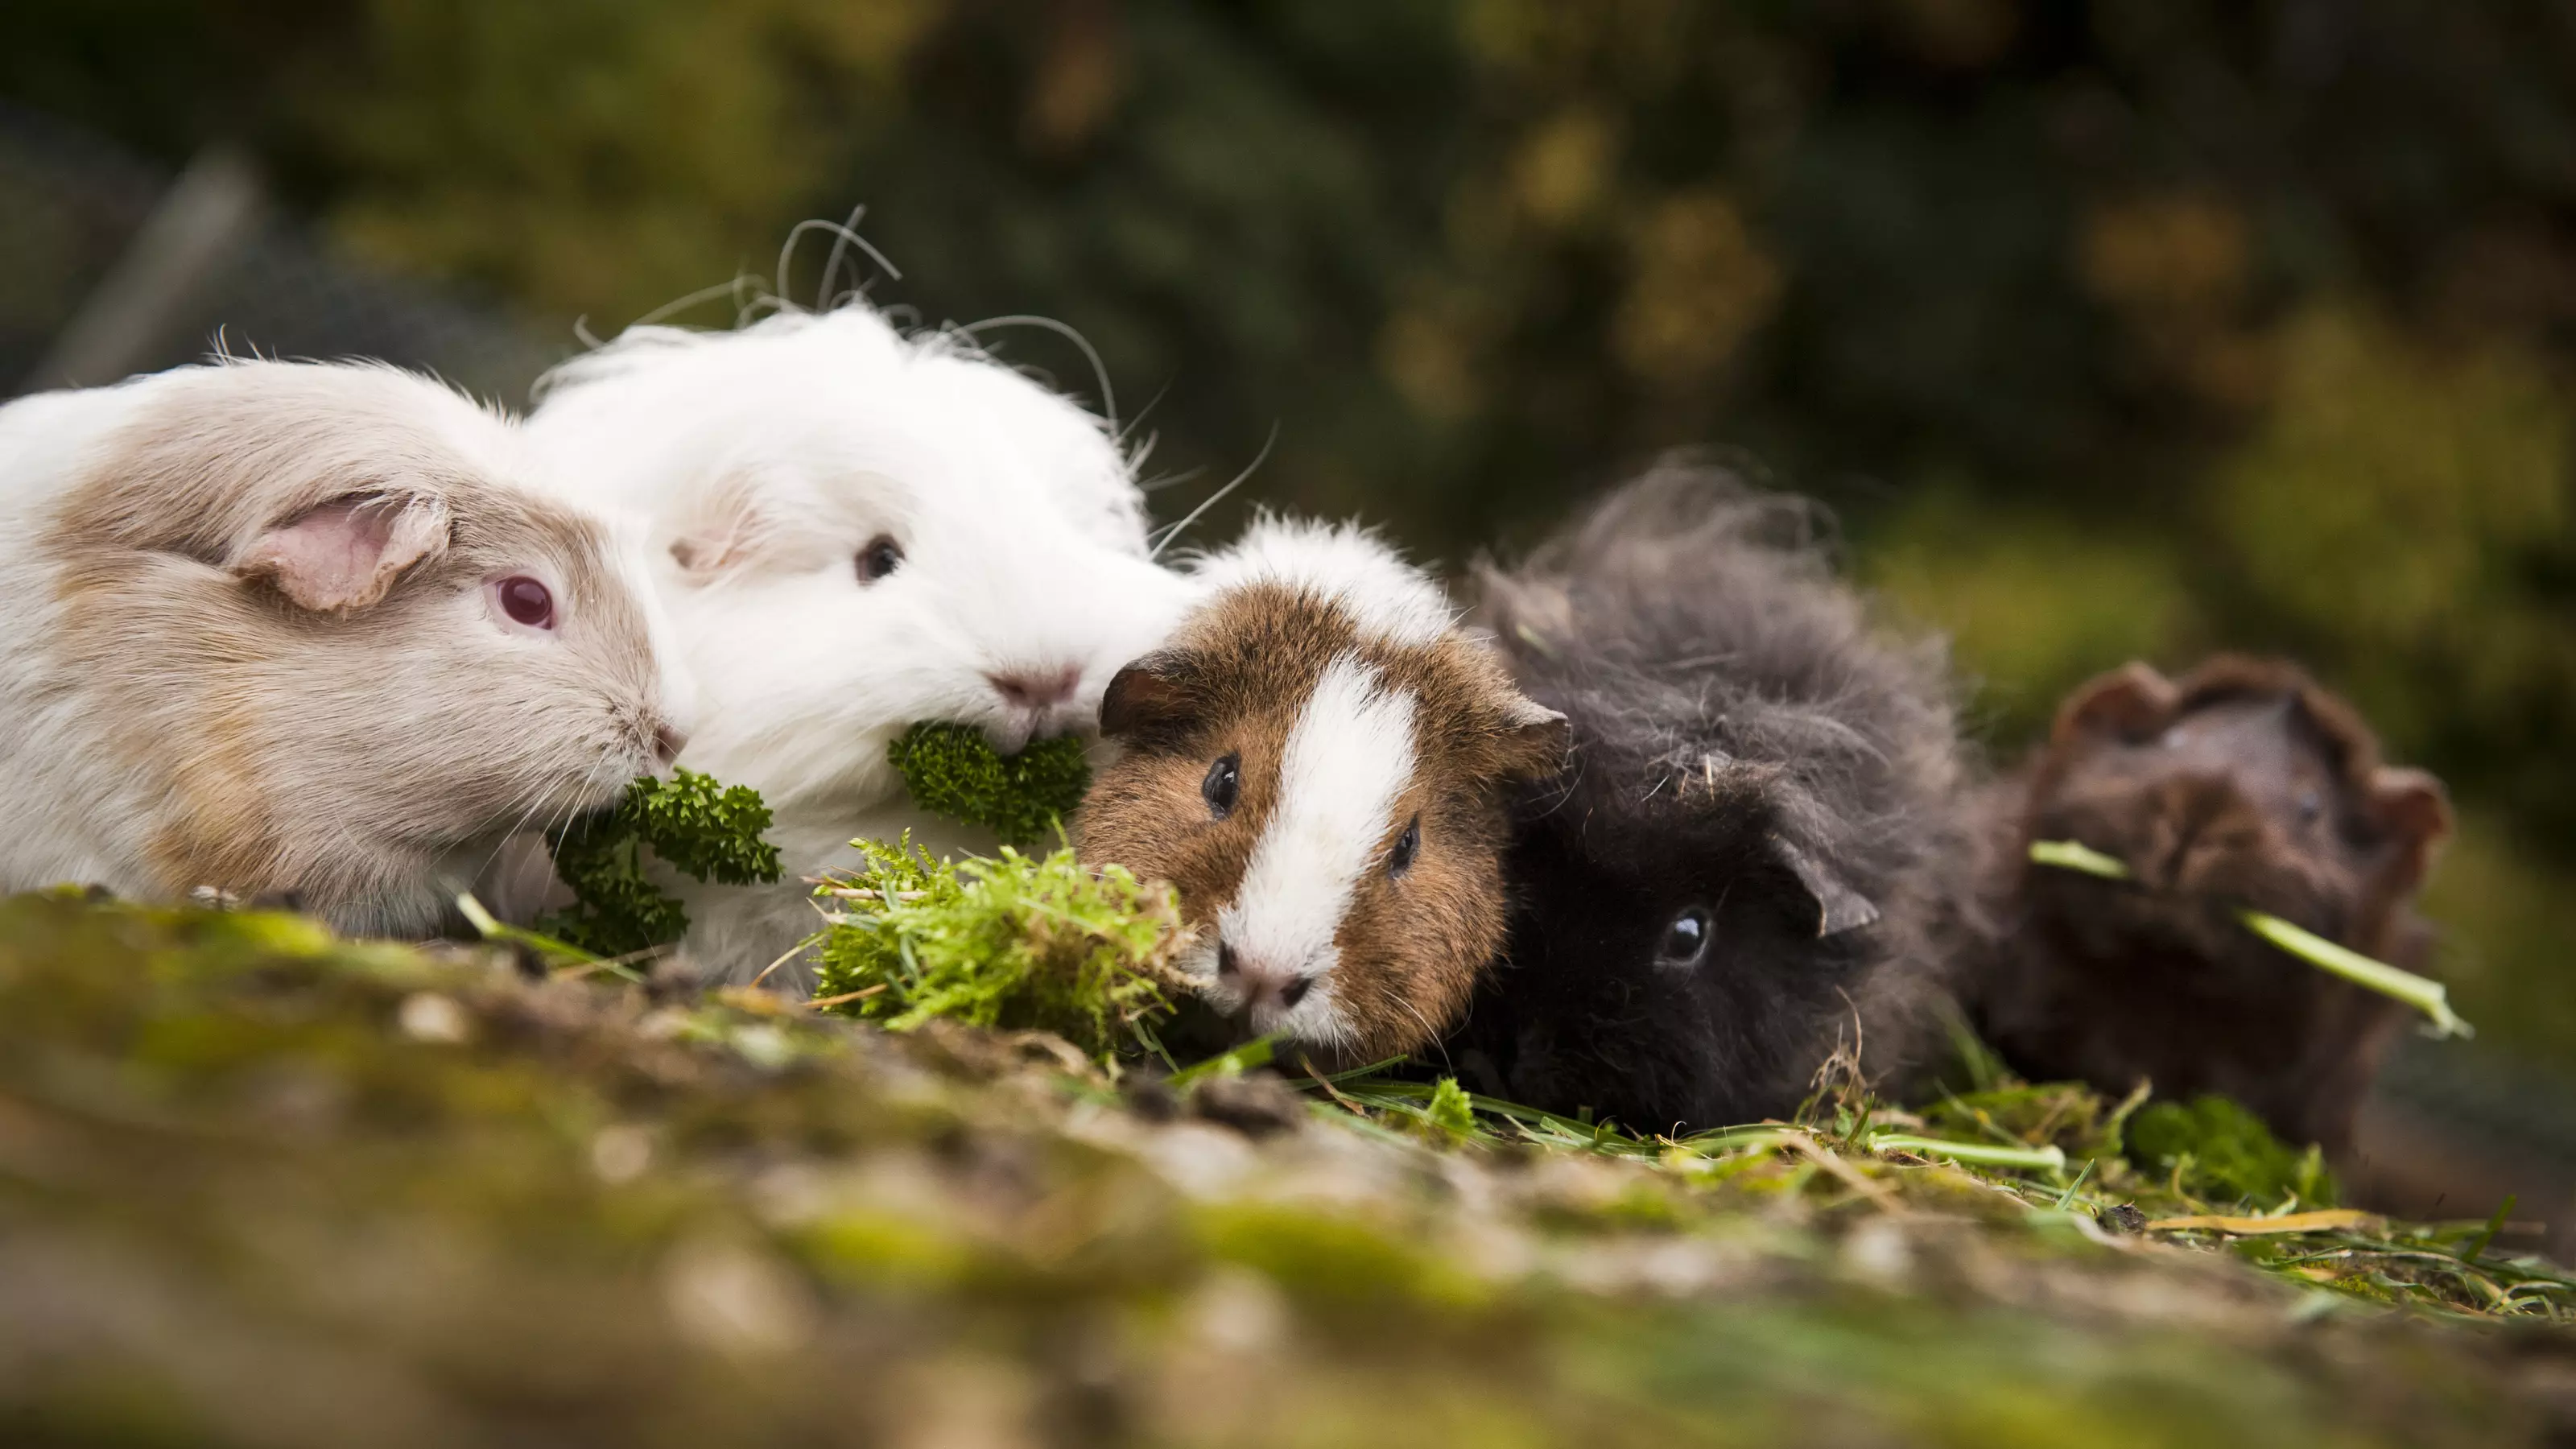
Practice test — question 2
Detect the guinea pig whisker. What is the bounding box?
[1149,422,1276,562]
[956,314,1117,435]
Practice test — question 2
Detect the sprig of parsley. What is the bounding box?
[887,723,1092,848]
[542,770,782,958]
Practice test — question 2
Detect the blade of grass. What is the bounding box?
[2462,1194,2518,1265]
[2029,838,2132,880]
[454,892,626,974]
[1167,1034,1277,1091]
[2235,910,2471,1038]
[2028,840,2471,1038]
[1868,1133,2067,1174]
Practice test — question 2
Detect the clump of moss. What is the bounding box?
[808,837,1187,1061]
[889,723,1092,848]
[1419,1076,1479,1143]
[543,769,783,957]
[2124,1094,2337,1207]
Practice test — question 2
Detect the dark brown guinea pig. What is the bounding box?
[1076,516,1569,1065]
[1446,468,1971,1133]
[1962,656,2454,1153]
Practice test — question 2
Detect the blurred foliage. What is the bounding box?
[4,0,2574,1054]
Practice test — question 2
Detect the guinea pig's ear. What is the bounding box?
[1493,694,1571,781]
[1100,651,1199,740]
[1773,836,1880,938]
[2367,766,2454,894]
[2050,661,2180,746]
[232,491,451,613]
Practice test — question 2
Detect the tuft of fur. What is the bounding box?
[1077,517,1567,1063]
[1451,464,1971,1132]
[0,360,690,935]
[526,303,1195,985]
[1956,655,2453,1154]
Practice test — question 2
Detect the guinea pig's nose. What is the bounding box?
[1220,944,1313,1014]
[653,722,689,767]
[987,665,1080,712]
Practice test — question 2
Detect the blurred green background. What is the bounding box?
[4,0,2570,1070]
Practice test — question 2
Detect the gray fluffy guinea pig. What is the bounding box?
[0,360,694,935]
[1446,465,1971,1132]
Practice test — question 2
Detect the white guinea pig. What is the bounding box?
[525,304,1195,985]
[0,360,695,935]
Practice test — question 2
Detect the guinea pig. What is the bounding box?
[1075,516,1570,1064]
[1445,467,1971,1133]
[1958,655,2454,1154]
[525,303,1195,984]
[0,359,692,936]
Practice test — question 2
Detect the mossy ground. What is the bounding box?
[2,890,2570,1447]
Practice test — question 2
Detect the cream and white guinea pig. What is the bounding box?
[1077,518,1570,1064]
[0,359,693,936]
[525,303,1195,985]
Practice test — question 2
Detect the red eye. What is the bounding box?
[497,576,555,630]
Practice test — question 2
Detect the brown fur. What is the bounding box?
[23,362,670,932]
[1958,655,2454,1153]
[1079,580,1564,1060]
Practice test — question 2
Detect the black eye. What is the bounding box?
[493,575,555,630]
[1656,907,1712,968]
[1202,753,1241,819]
[2296,789,2324,825]
[856,534,904,583]
[1387,815,1420,878]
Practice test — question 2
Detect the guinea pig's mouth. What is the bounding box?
[978,663,1095,756]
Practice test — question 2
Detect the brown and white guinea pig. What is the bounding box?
[1446,468,1971,1133]
[0,360,691,935]
[1958,656,2454,1154]
[1076,516,1569,1063]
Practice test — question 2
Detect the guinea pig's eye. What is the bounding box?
[1387,814,1421,878]
[494,576,555,630]
[856,535,905,584]
[1655,907,1712,969]
[2296,789,2325,826]
[1202,753,1241,819]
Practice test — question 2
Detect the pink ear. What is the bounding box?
[233,494,450,612]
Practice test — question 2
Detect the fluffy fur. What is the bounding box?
[526,304,1194,984]
[1957,656,2453,1153]
[0,360,690,935]
[1077,518,1568,1062]
[1450,467,1970,1132]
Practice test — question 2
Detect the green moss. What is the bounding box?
[808,838,1184,1061]
[1421,1075,1478,1143]
[2124,1095,2337,1207]
[0,889,2564,1444]
[888,723,1091,848]
[540,769,782,957]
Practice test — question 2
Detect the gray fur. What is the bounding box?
[1451,461,1971,1130]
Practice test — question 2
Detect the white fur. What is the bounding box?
[1208,652,1418,1044]
[526,304,1196,984]
[1184,514,1455,647]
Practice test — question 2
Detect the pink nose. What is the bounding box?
[987,665,1080,712]
[1217,942,1312,1013]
